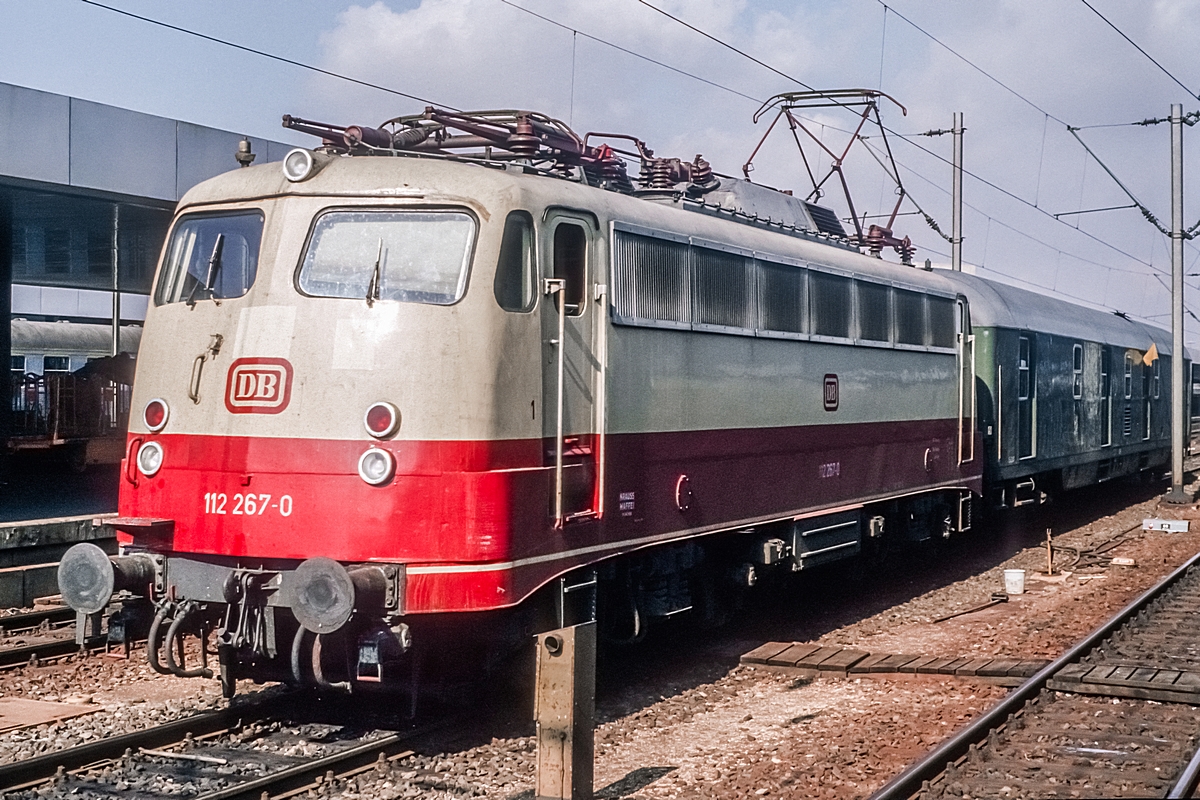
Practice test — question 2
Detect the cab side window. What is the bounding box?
[494,211,535,312]
[553,223,587,315]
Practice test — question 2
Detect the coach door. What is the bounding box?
[1017,334,1035,459]
[957,298,975,465]
[541,212,600,527]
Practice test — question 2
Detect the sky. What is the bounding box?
[3,0,1200,341]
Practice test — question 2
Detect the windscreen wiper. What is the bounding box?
[186,234,225,308]
[366,238,384,307]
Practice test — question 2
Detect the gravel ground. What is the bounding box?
[2,475,1199,798]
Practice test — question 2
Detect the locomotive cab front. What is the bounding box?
[59,151,585,693]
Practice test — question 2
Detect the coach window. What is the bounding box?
[928,296,956,348]
[156,211,264,305]
[1153,357,1161,398]
[43,356,71,374]
[1072,344,1083,400]
[1100,346,1111,447]
[809,272,851,338]
[494,211,536,312]
[856,280,890,342]
[1124,353,1133,399]
[553,222,587,316]
[895,289,925,346]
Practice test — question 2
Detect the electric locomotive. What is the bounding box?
[54,104,1164,695]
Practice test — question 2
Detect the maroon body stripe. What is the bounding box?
[119,418,981,613]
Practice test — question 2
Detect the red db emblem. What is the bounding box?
[225,358,293,415]
[823,374,839,412]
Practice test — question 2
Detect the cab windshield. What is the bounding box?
[297,210,476,305]
[155,211,264,305]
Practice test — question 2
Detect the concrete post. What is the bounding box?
[1166,103,1188,504]
[111,204,121,357]
[535,621,595,800]
[951,112,963,272]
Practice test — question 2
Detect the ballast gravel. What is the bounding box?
[3,476,1200,798]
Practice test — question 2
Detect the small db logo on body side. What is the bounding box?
[225,358,294,414]
[823,374,839,412]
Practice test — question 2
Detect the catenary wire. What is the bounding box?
[1076,0,1200,100]
[76,0,456,110]
[496,0,761,104]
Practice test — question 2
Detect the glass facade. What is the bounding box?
[8,186,171,294]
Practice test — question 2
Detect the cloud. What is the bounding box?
[311,0,1200,335]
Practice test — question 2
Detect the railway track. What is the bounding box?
[870,548,1200,799]
[0,604,110,669]
[0,691,457,799]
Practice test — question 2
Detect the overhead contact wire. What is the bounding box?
[1076,0,1200,100]
[77,0,456,110]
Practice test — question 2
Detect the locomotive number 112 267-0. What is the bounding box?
[204,492,293,517]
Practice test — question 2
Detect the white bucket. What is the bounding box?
[1003,569,1026,595]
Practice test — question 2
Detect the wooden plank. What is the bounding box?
[819,649,870,672]
[1008,660,1049,678]
[937,657,972,675]
[741,642,792,665]
[977,659,1024,678]
[1150,670,1184,687]
[915,657,959,674]
[1105,666,1139,682]
[872,654,922,673]
[766,643,822,667]
[955,659,996,677]
[793,646,847,669]
[1127,667,1162,685]
[1079,665,1119,683]
[1172,672,1200,690]
[1046,679,1200,705]
[848,653,893,674]
[899,656,942,674]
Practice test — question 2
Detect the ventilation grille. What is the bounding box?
[1123,404,1133,437]
[805,203,849,237]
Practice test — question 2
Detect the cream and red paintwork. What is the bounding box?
[118,154,982,618]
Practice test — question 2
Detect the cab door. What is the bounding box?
[541,212,600,526]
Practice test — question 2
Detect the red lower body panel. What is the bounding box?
[119,420,981,614]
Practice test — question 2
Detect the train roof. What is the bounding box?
[938,271,1172,355]
[179,141,1176,359]
[11,319,142,355]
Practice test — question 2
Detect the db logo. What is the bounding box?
[225,358,293,415]
[823,374,839,412]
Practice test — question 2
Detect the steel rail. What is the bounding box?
[195,711,463,800]
[0,636,92,669]
[0,693,292,792]
[869,547,1200,800]
[1168,737,1200,798]
[0,605,75,632]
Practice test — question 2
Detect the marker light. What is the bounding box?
[364,402,400,438]
[143,398,169,432]
[283,148,316,182]
[137,441,164,477]
[357,448,395,486]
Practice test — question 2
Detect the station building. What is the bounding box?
[0,80,291,443]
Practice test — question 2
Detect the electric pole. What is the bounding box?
[952,112,964,271]
[1166,103,1188,504]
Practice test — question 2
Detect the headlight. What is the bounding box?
[363,402,400,438]
[357,448,395,485]
[283,148,317,181]
[143,398,169,432]
[137,441,164,477]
